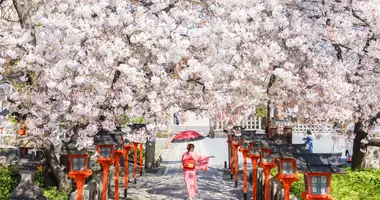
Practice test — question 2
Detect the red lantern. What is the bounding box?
[123,140,132,198]
[248,141,261,200]
[239,141,249,200]
[68,154,92,200]
[97,145,114,200]
[259,147,276,200]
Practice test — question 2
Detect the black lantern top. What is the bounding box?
[268,143,309,159]
[293,153,346,174]
[128,123,147,130]
[241,130,257,139]
[93,129,124,146]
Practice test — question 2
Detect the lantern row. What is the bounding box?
[61,125,147,200]
[226,127,346,200]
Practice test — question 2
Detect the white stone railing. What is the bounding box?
[290,124,332,134]
[214,116,333,136]
[214,115,264,131]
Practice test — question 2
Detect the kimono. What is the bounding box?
[182,152,210,198]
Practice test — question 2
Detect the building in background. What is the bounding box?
[169,111,210,136]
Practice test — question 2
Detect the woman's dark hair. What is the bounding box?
[307,130,312,135]
[187,143,195,152]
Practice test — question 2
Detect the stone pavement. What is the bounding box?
[112,138,251,200]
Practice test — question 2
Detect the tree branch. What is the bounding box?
[332,43,343,61]
[267,66,279,94]
[352,9,370,27]
[369,111,380,126]
[366,139,380,147]
[111,70,121,89]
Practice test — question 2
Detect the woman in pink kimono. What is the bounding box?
[182,143,214,200]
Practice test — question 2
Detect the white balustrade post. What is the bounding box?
[258,116,262,130]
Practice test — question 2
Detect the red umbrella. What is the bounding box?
[172,130,205,143]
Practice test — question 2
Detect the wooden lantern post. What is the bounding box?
[231,136,240,187]
[68,154,92,200]
[132,142,139,184]
[258,146,276,200]
[275,158,299,200]
[97,145,115,200]
[239,140,249,200]
[139,143,144,176]
[227,133,234,179]
[248,141,261,200]
[113,146,125,200]
[123,141,132,198]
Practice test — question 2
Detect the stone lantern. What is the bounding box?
[258,141,276,200]
[97,144,114,200]
[294,153,346,200]
[68,153,92,200]
[8,139,46,200]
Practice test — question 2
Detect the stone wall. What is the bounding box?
[361,146,380,169]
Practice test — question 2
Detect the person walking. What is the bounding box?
[303,130,314,153]
[182,143,214,200]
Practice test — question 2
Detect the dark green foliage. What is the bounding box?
[0,166,21,200]
[330,168,380,200]
[255,104,268,118]
[271,167,380,200]
[42,187,69,200]
[129,148,145,159]
[34,168,44,188]
[34,169,69,200]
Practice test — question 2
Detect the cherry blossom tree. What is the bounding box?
[206,0,379,168]
[1,0,379,189]
[0,0,226,190]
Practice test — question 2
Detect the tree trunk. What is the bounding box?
[352,112,380,169]
[43,142,72,192]
[266,101,271,137]
[351,122,368,169]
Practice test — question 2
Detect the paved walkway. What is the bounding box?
[113,138,250,200]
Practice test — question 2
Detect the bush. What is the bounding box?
[129,148,145,159]
[34,169,70,200]
[284,168,380,200]
[330,168,380,200]
[43,187,69,200]
[290,172,305,198]
[34,168,44,188]
[0,166,21,200]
